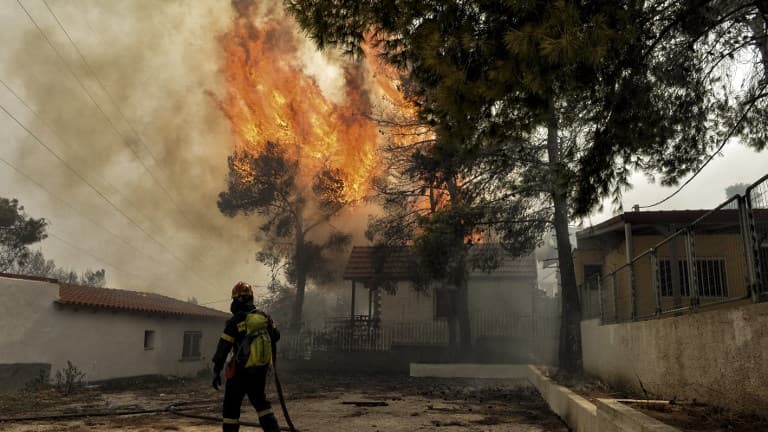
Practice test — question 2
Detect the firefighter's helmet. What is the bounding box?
[231,281,253,299]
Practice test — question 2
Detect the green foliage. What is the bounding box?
[218,142,353,326]
[287,0,767,362]
[0,197,107,286]
[77,269,106,287]
[218,141,300,223]
[287,0,767,216]
[54,361,85,395]
[0,198,48,271]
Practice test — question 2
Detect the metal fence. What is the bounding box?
[596,174,768,324]
[278,314,559,360]
[747,174,768,298]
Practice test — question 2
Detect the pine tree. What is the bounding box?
[218,142,351,328]
[286,0,765,370]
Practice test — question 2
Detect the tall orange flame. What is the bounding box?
[216,14,385,204]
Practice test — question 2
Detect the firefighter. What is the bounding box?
[212,281,281,432]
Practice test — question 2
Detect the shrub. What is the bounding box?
[54,361,86,395]
[24,368,50,392]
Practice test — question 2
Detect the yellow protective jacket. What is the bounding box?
[212,306,279,375]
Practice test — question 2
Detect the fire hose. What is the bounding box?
[1,347,298,431]
[0,401,296,431]
[272,339,297,431]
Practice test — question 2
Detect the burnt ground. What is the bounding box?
[0,371,568,432]
[545,370,768,432]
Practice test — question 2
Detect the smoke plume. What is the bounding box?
[0,0,392,305]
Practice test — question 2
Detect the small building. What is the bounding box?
[573,209,755,320]
[0,273,228,392]
[335,245,558,363]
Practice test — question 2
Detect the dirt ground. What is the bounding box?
[0,371,568,432]
[544,370,768,432]
[628,401,768,432]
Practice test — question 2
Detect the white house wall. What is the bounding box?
[378,282,434,324]
[377,276,540,325]
[0,276,224,383]
[467,276,536,317]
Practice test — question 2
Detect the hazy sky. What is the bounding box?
[1,0,766,307]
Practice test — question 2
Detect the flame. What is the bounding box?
[216,14,384,204]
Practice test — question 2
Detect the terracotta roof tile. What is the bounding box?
[343,245,537,281]
[57,284,228,320]
[343,246,416,281]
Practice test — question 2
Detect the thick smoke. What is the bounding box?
[0,0,380,306]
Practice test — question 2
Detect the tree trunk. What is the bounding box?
[749,7,768,78]
[546,97,583,373]
[455,264,472,353]
[291,228,307,330]
[445,177,472,353]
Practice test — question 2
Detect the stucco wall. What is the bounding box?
[0,276,224,384]
[378,282,435,324]
[575,232,748,319]
[468,276,538,317]
[581,302,768,412]
[378,275,542,325]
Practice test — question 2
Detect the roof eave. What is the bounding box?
[54,300,227,320]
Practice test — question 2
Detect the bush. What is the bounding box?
[54,361,86,395]
[24,369,50,392]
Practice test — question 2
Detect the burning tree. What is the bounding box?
[364,124,550,351]
[218,141,351,328]
[286,0,758,371]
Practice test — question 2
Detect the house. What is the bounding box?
[337,245,558,362]
[573,209,759,320]
[0,273,228,392]
[573,188,768,413]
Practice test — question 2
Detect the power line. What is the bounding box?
[0,152,213,292]
[0,79,222,273]
[0,154,169,275]
[0,104,217,290]
[0,155,172,287]
[0,78,155,226]
[0,157,155,260]
[15,0,220,244]
[42,0,160,161]
[40,0,224,239]
[638,99,760,209]
[10,0,221,289]
[46,231,150,283]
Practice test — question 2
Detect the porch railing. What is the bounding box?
[277,314,559,360]
[594,173,768,324]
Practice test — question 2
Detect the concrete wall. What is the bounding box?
[0,276,224,387]
[581,302,768,412]
[0,363,50,393]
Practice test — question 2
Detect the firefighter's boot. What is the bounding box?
[222,421,239,432]
[259,413,280,432]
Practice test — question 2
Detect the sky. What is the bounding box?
[1,0,767,307]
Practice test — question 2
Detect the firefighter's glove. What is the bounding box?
[212,374,222,391]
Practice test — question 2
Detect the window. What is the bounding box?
[182,331,202,359]
[583,265,602,290]
[144,330,155,350]
[658,258,727,297]
[434,288,456,319]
